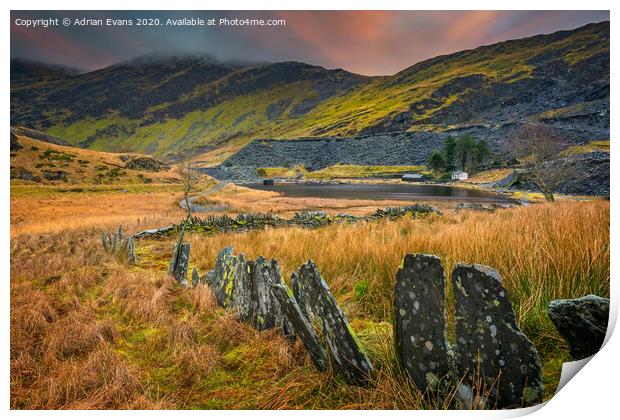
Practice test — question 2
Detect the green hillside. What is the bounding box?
[10,21,609,163]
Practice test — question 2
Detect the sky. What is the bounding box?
[10,10,610,76]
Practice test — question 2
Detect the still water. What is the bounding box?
[246,182,516,203]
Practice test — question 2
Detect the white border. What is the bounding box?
[3,1,616,419]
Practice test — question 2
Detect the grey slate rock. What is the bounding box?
[271,282,329,371]
[250,257,287,332]
[294,261,373,386]
[209,247,238,307]
[191,267,200,288]
[168,243,190,283]
[452,263,543,408]
[127,237,136,265]
[394,254,453,393]
[547,294,610,360]
[233,254,254,322]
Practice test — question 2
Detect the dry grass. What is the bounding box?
[10,175,609,409]
[561,139,610,156]
[465,168,514,184]
[10,189,187,237]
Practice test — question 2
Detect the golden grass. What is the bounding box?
[257,165,307,178]
[561,139,610,156]
[465,168,514,184]
[10,179,609,409]
[10,189,187,238]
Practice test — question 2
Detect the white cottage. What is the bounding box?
[451,171,468,181]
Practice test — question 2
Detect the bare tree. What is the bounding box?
[179,159,198,219]
[509,125,574,201]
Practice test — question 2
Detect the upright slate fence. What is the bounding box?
[108,236,606,409]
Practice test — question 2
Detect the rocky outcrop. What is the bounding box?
[547,295,610,360]
[123,155,169,171]
[555,152,610,196]
[10,132,23,151]
[42,170,68,181]
[489,151,610,197]
[216,132,445,172]
[10,166,40,182]
[11,126,71,146]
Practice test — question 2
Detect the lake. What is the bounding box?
[246,182,517,203]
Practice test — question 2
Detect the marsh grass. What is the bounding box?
[10,199,609,408]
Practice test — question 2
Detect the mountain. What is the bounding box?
[10,21,609,163]
[10,58,81,87]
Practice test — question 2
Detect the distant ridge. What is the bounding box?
[10,21,609,162]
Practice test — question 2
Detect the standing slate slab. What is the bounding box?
[251,257,286,331]
[208,247,238,308]
[294,261,373,386]
[452,263,543,408]
[191,267,201,288]
[271,282,329,371]
[547,295,610,360]
[168,243,190,283]
[394,254,453,393]
[233,254,254,322]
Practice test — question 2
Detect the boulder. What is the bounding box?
[547,294,609,360]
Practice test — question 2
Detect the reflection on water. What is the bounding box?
[246,182,516,203]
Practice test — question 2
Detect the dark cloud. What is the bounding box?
[10,10,609,75]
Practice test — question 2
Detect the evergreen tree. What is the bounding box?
[454,134,477,171]
[428,150,446,175]
[443,136,456,171]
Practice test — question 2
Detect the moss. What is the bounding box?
[354,280,370,301]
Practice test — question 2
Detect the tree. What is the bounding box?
[509,124,573,202]
[443,136,456,171]
[454,134,478,171]
[179,159,198,219]
[428,150,446,176]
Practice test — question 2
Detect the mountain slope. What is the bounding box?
[10,130,184,186]
[10,21,609,162]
